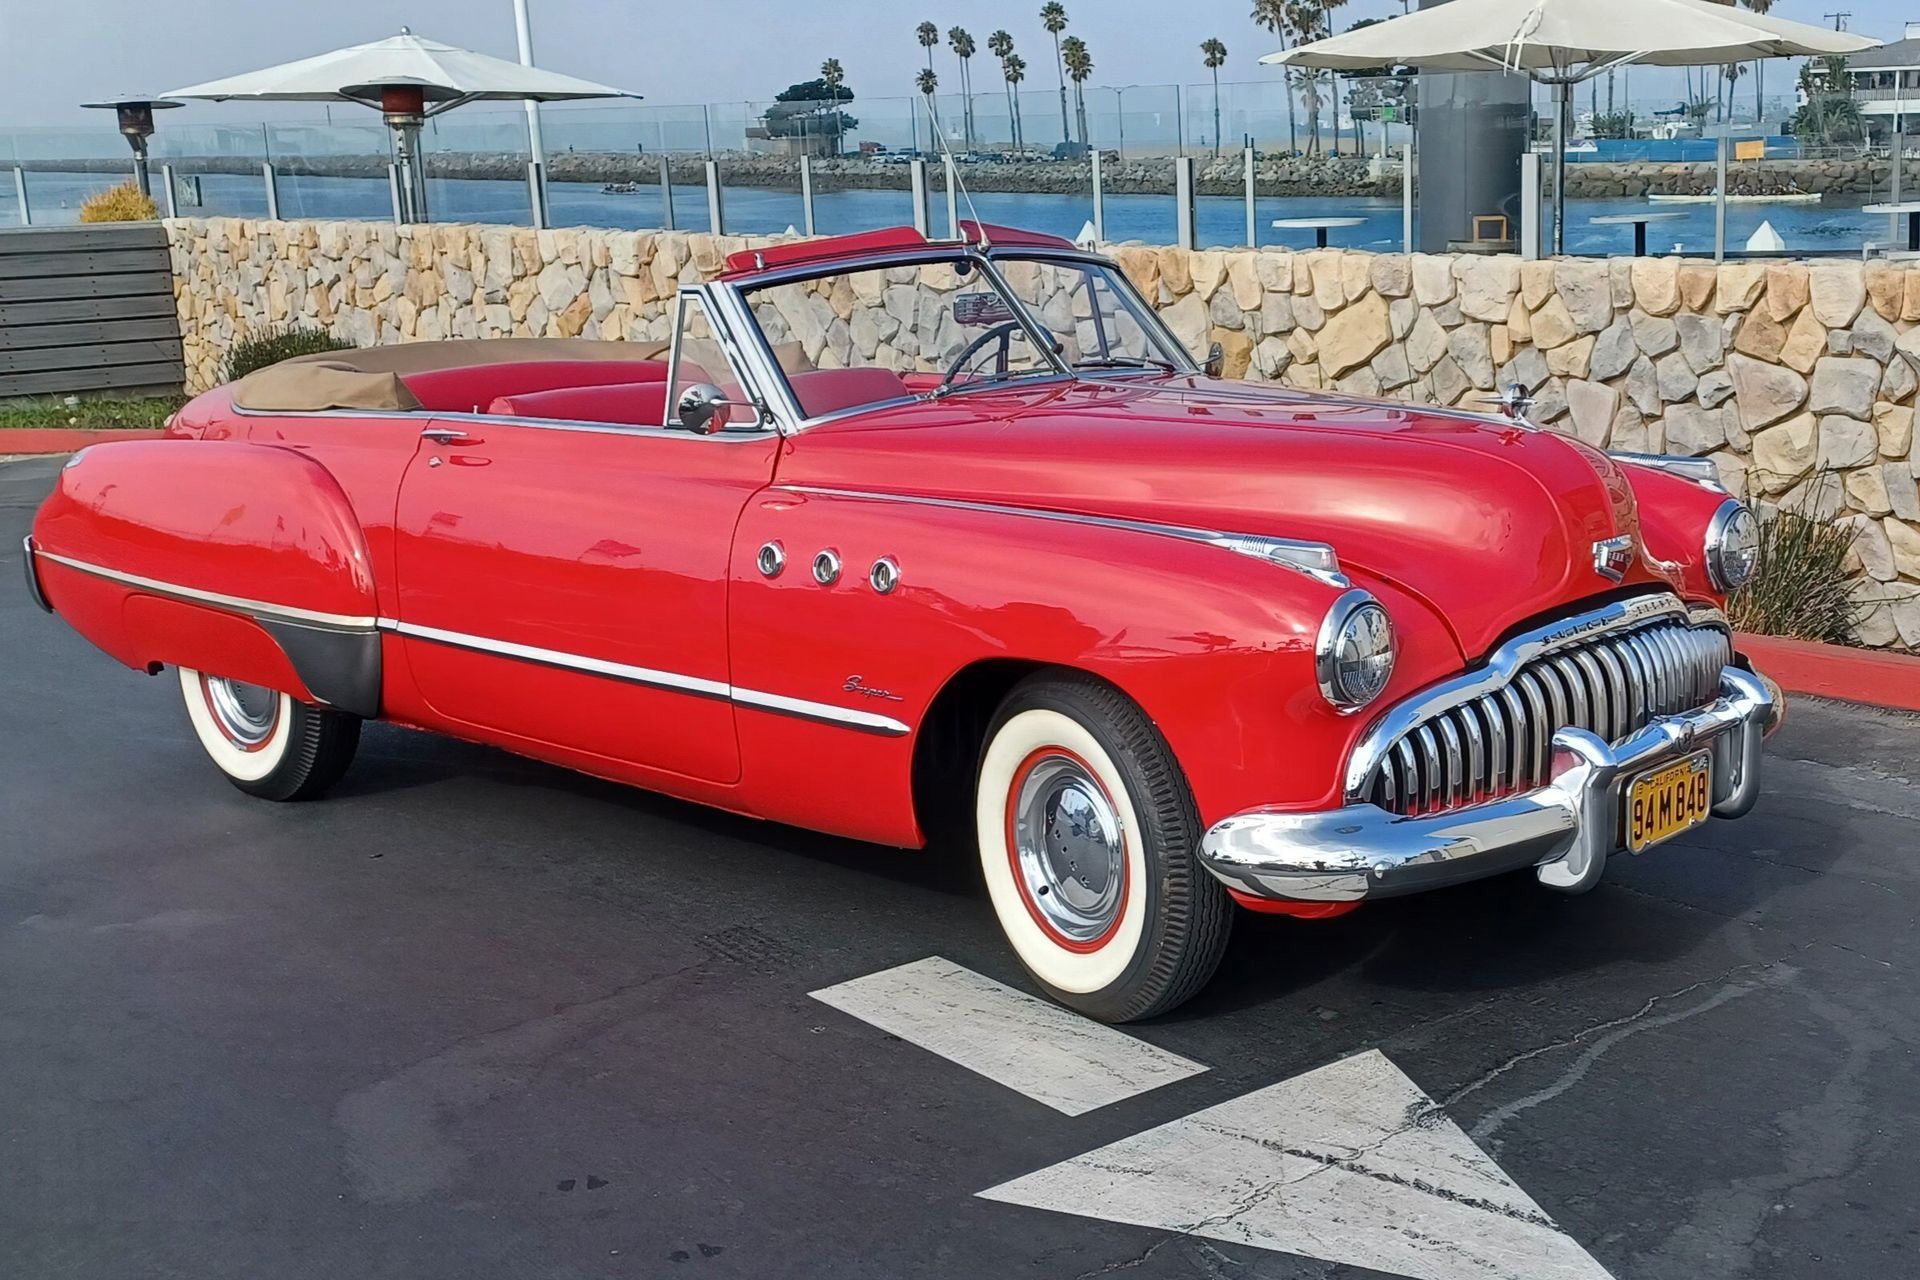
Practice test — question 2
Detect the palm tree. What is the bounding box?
[916,20,939,79]
[1004,53,1029,151]
[1251,0,1297,156]
[917,68,939,98]
[1721,60,1747,124]
[990,30,1022,151]
[1744,0,1775,124]
[820,57,846,155]
[1321,0,1348,154]
[950,27,979,151]
[1201,39,1229,155]
[1041,3,1071,145]
[1062,35,1093,151]
[1285,2,1328,155]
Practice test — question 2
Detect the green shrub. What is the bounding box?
[78,182,157,223]
[1727,487,1865,646]
[221,325,356,384]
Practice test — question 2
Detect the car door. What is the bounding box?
[389,287,778,785]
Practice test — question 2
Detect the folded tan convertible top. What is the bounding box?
[228,338,672,413]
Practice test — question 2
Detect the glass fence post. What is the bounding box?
[944,154,960,239]
[161,164,178,219]
[262,162,279,220]
[910,159,931,236]
[799,155,816,237]
[658,155,675,231]
[1091,149,1105,243]
[1175,156,1197,250]
[1244,145,1257,248]
[705,159,725,234]
[526,162,547,229]
[12,167,28,226]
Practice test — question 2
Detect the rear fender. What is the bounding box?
[29,440,381,716]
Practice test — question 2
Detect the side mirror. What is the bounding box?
[675,382,733,434]
[1202,341,1225,378]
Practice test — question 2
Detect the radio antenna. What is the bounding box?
[920,92,990,250]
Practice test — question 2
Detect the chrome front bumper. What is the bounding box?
[1200,666,1779,904]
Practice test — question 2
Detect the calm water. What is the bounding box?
[2,168,1893,257]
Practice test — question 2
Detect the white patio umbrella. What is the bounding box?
[1263,0,1875,253]
[163,29,639,223]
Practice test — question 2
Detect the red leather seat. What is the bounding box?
[405,360,668,412]
[487,381,671,428]
[787,367,912,418]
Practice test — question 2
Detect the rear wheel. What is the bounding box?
[177,667,360,801]
[975,673,1232,1023]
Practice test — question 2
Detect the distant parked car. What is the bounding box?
[25,223,1779,1022]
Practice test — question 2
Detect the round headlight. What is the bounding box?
[1705,500,1760,591]
[1316,591,1396,713]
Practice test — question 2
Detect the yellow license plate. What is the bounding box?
[1626,750,1713,853]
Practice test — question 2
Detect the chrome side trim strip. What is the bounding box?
[776,484,1348,587]
[33,551,908,737]
[33,549,378,631]
[1343,592,1696,800]
[386,620,732,700]
[386,619,911,737]
[1611,452,1727,489]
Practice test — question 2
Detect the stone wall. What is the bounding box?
[166,217,1920,650]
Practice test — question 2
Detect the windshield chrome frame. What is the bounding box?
[713,244,1197,434]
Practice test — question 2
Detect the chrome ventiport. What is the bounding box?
[756,541,786,578]
[868,556,900,594]
[812,549,842,585]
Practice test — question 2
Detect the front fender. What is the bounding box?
[726,487,1461,842]
[29,440,382,716]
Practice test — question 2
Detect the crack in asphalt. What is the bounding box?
[1439,949,1808,1124]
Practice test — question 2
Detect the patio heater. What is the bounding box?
[80,97,182,198]
[380,85,432,223]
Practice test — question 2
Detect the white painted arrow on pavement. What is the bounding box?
[978,1049,1615,1280]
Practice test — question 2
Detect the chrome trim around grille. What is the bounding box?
[1201,666,1778,903]
[1344,594,1730,806]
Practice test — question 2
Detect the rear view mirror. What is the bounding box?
[1203,342,1225,378]
[675,383,733,434]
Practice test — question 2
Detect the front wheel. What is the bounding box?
[975,673,1232,1023]
[177,667,360,801]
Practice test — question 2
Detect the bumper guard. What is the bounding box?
[1200,666,1778,903]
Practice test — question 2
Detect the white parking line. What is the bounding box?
[979,1049,1615,1280]
[809,956,1207,1116]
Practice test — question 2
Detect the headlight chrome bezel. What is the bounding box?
[1705,499,1760,592]
[1316,589,1397,714]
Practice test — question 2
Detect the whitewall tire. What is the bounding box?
[976,674,1231,1022]
[177,667,361,801]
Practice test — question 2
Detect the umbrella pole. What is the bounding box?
[388,118,430,224]
[1553,79,1570,256]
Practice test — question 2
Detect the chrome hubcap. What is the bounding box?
[203,675,279,748]
[1011,754,1125,943]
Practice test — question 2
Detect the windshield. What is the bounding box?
[990,256,1189,372]
[735,251,1191,423]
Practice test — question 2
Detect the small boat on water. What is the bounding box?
[1648,192,1822,205]
[601,182,642,195]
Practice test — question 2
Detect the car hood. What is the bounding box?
[784,376,1674,660]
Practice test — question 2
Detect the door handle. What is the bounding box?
[421,427,473,445]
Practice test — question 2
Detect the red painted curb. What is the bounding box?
[0,428,165,455]
[1737,631,1920,713]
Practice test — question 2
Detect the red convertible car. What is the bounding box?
[25,223,1777,1021]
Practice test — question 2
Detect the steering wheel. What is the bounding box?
[939,320,1028,392]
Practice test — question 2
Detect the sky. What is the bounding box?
[2,0,1917,129]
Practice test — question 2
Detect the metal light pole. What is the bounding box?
[512,0,551,226]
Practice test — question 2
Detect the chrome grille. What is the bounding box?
[1361,613,1733,816]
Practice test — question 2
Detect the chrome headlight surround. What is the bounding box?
[1704,499,1760,591]
[1315,589,1396,714]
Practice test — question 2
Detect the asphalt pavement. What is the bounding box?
[2,453,1916,1279]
